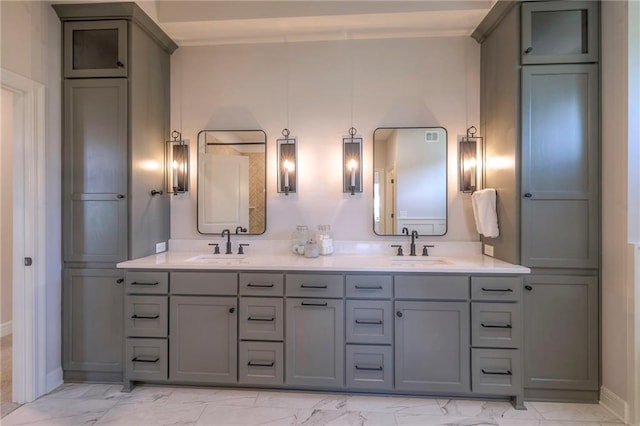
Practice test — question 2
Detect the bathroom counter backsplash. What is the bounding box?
[118,240,530,274]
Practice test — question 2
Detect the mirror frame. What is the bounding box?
[372,126,448,237]
[196,129,267,235]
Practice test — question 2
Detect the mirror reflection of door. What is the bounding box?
[200,154,249,231]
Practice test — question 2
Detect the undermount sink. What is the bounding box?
[186,254,248,264]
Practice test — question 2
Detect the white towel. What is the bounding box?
[471,188,499,238]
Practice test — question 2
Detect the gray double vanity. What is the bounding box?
[56,0,601,412]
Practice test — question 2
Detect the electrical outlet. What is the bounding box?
[156,242,167,253]
[483,244,494,257]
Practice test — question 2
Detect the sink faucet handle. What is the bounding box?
[401,227,409,235]
[391,244,404,256]
[422,244,435,256]
[208,243,220,254]
[238,243,250,255]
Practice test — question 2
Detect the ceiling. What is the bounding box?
[51,1,495,46]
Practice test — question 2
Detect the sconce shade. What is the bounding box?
[167,131,189,194]
[277,129,297,195]
[343,128,363,195]
[460,126,481,193]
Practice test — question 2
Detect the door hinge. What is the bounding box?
[24,257,33,266]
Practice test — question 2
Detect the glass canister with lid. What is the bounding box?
[291,225,310,255]
[316,224,334,255]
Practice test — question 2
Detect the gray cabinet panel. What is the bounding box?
[125,338,168,382]
[285,298,344,388]
[125,295,168,338]
[64,20,128,78]
[346,275,393,299]
[346,300,392,345]
[239,273,284,296]
[472,303,521,349]
[346,345,393,391]
[472,348,522,396]
[395,275,469,300]
[171,272,237,295]
[125,271,168,294]
[239,297,283,341]
[286,274,343,298]
[170,296,238,384]
[239,341,283,385]
[63,79,128,263]
[394,301,470,393]
[521,1,598,64]
[521,64,599,268]
[471,277,522,301]
[63,269,124,374]
[523,275,598,390]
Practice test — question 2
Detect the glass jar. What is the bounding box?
[291,225,309,255]
[304,239,320,258]
[316,224,334,255]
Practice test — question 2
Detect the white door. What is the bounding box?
[198,154,249,233]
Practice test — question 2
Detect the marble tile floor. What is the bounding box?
[0,383,625,426]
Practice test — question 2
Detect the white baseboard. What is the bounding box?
[45,367,63,396]
[1,321,12,337]
[600,386,629,424]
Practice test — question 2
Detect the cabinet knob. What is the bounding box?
[524,47,533,54]
[525,285,533,291]
[524,193,532,198]
[229,307,235,314]
[117,61,125,68]
[117,194,126,199]
[396,311,403,318]
[116,278,124,284]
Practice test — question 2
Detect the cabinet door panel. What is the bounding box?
[64,20,128,78]
[285,299,344,388]
[521,65,598,268]
[523,275,598,390]
[395,301,470,393]
[63,269,124,374]
[170,296,237,383]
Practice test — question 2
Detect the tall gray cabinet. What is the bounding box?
[473,0,600,401]
[54,3,177,382]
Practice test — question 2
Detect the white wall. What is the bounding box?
[171,36,480,242]
[1,88,13,330]
[0,0,62,387]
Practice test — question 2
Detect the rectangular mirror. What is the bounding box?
[373,127,447,236]
[197,130,266,234]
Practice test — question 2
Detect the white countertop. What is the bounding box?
[117,251,530,274]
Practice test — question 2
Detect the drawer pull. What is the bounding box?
[131,314,160,320]
[355,319,383,325]
[355,364,383,371]
[481,287,513,292]
[301,301,328,307]
[247,283,275,288]
[248,316,275,322]
[130,281,159,286]
[247,361,275,367]
[481,368,512,376]
[481,323,512,329]
[300,284,328,289]
[132,356,159,363]
[354,285,383,290]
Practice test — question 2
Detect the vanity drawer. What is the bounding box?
[346,300,393,345]
[346,344,393,390]
[472,303,522,348]
[239,273,284,296]
[125,271,168,294]
[125,295,168,338]
[286,274,343,298]
[125,338,168,382]
[471,348,522,395]
[346,275,392,299]
[239,341,283,385]
[471,277,522,301]
[171,272,237,295]
[239,297,284,341]
[395,275,469,300]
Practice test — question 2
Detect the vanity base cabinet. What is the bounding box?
[285,298,344,388]
[169,296,238,384]
[394,300,470,393]
[523,275,599,393]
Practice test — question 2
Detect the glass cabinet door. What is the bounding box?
[64,20,128,78]
[521,1,598,64]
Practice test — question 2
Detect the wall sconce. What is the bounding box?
[166,130,189,195]
[460,125,481,193]
[343,127,363,195]
[277,128,297,195]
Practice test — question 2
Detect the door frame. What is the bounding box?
[1,69,48,403]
